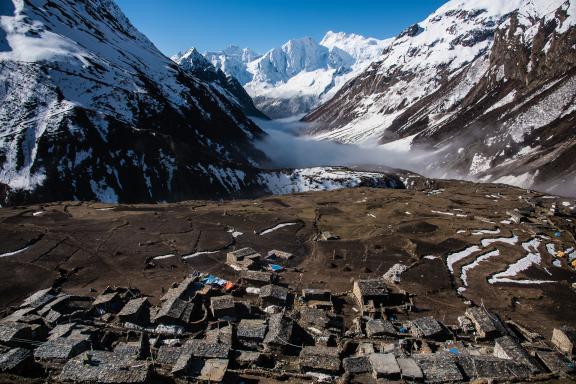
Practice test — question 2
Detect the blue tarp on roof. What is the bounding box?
[203,275,226,286]
[447,347,460,355]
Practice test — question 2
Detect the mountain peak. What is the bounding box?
[172,47,214,72]
[320,30,392,63]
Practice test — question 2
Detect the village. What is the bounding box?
[1,242,575,384]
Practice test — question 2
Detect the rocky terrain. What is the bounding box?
[0,180,575,382]
[304,0,576,196]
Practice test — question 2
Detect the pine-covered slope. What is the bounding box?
[172,48,268,119]
[304,0,576,195]
[0,0,271,205]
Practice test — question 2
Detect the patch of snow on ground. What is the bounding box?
[431,210,454,216]
[153,254,175,261]
[488,238,554,285]
[481,234,519,247]
[446,246,482,274]
[260,223,298,235]
[227,229,243,238]
[471,228,501,235]
[546,243,556,256]
[181,250,220,260]
[460,250,500,286]
[0,246,30,258]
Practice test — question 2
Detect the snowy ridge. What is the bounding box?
[171,47,268,118]
[204,46,261,85]
[305,0,576,195]
[176,32,391,118]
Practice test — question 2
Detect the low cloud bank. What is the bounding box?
[252,117,576,198]
[252,117,433,173]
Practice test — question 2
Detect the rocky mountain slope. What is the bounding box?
[0,0,278,205]
[0,0,408,206]
[179,32,391,119]
[172,48,268,119]
[304,0,576,196]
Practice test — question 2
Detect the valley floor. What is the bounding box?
[1,179,575,337]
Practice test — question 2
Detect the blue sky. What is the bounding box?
[116,0,447,56]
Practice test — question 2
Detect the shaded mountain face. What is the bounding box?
[304,0,576,196]
[171,48,268,119]
[0,0,272,205]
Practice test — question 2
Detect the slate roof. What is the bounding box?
[0,348,31,373]
[48,323,77,340]
[152,296,191,323]
[355,279,389,297]
[494,336,540,373]
[92,292,120,307]
[302,288,331,301]
[299,307,330,328]
[156,345,182,366]
[34,337,90,361]
[20,288,56,309]
[413,353,463,383]
[118,297,149,317]
[260,285,288,301]
[263,313,292,348]
[237,319,267,340]
[240,270,273,284]
[180,338,230,359]
[465,307,499,339]
[299,346,340,374]
[366,319,396,337]
[0,323,31,345]
[410,316,446,339]
[210,296,235,312]
[229,248,260,259]
[59,350,151,384]
[369,353,401,379]
[457,355,532,380]
[342,356,370,373]
[536,350,575,374]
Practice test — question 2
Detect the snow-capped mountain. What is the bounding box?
[204,46,261,85]
[304,0,576,195]
[179,32,391,119]
[172,48,268,119]
[245,33,392,118]
[0,0,272,204]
